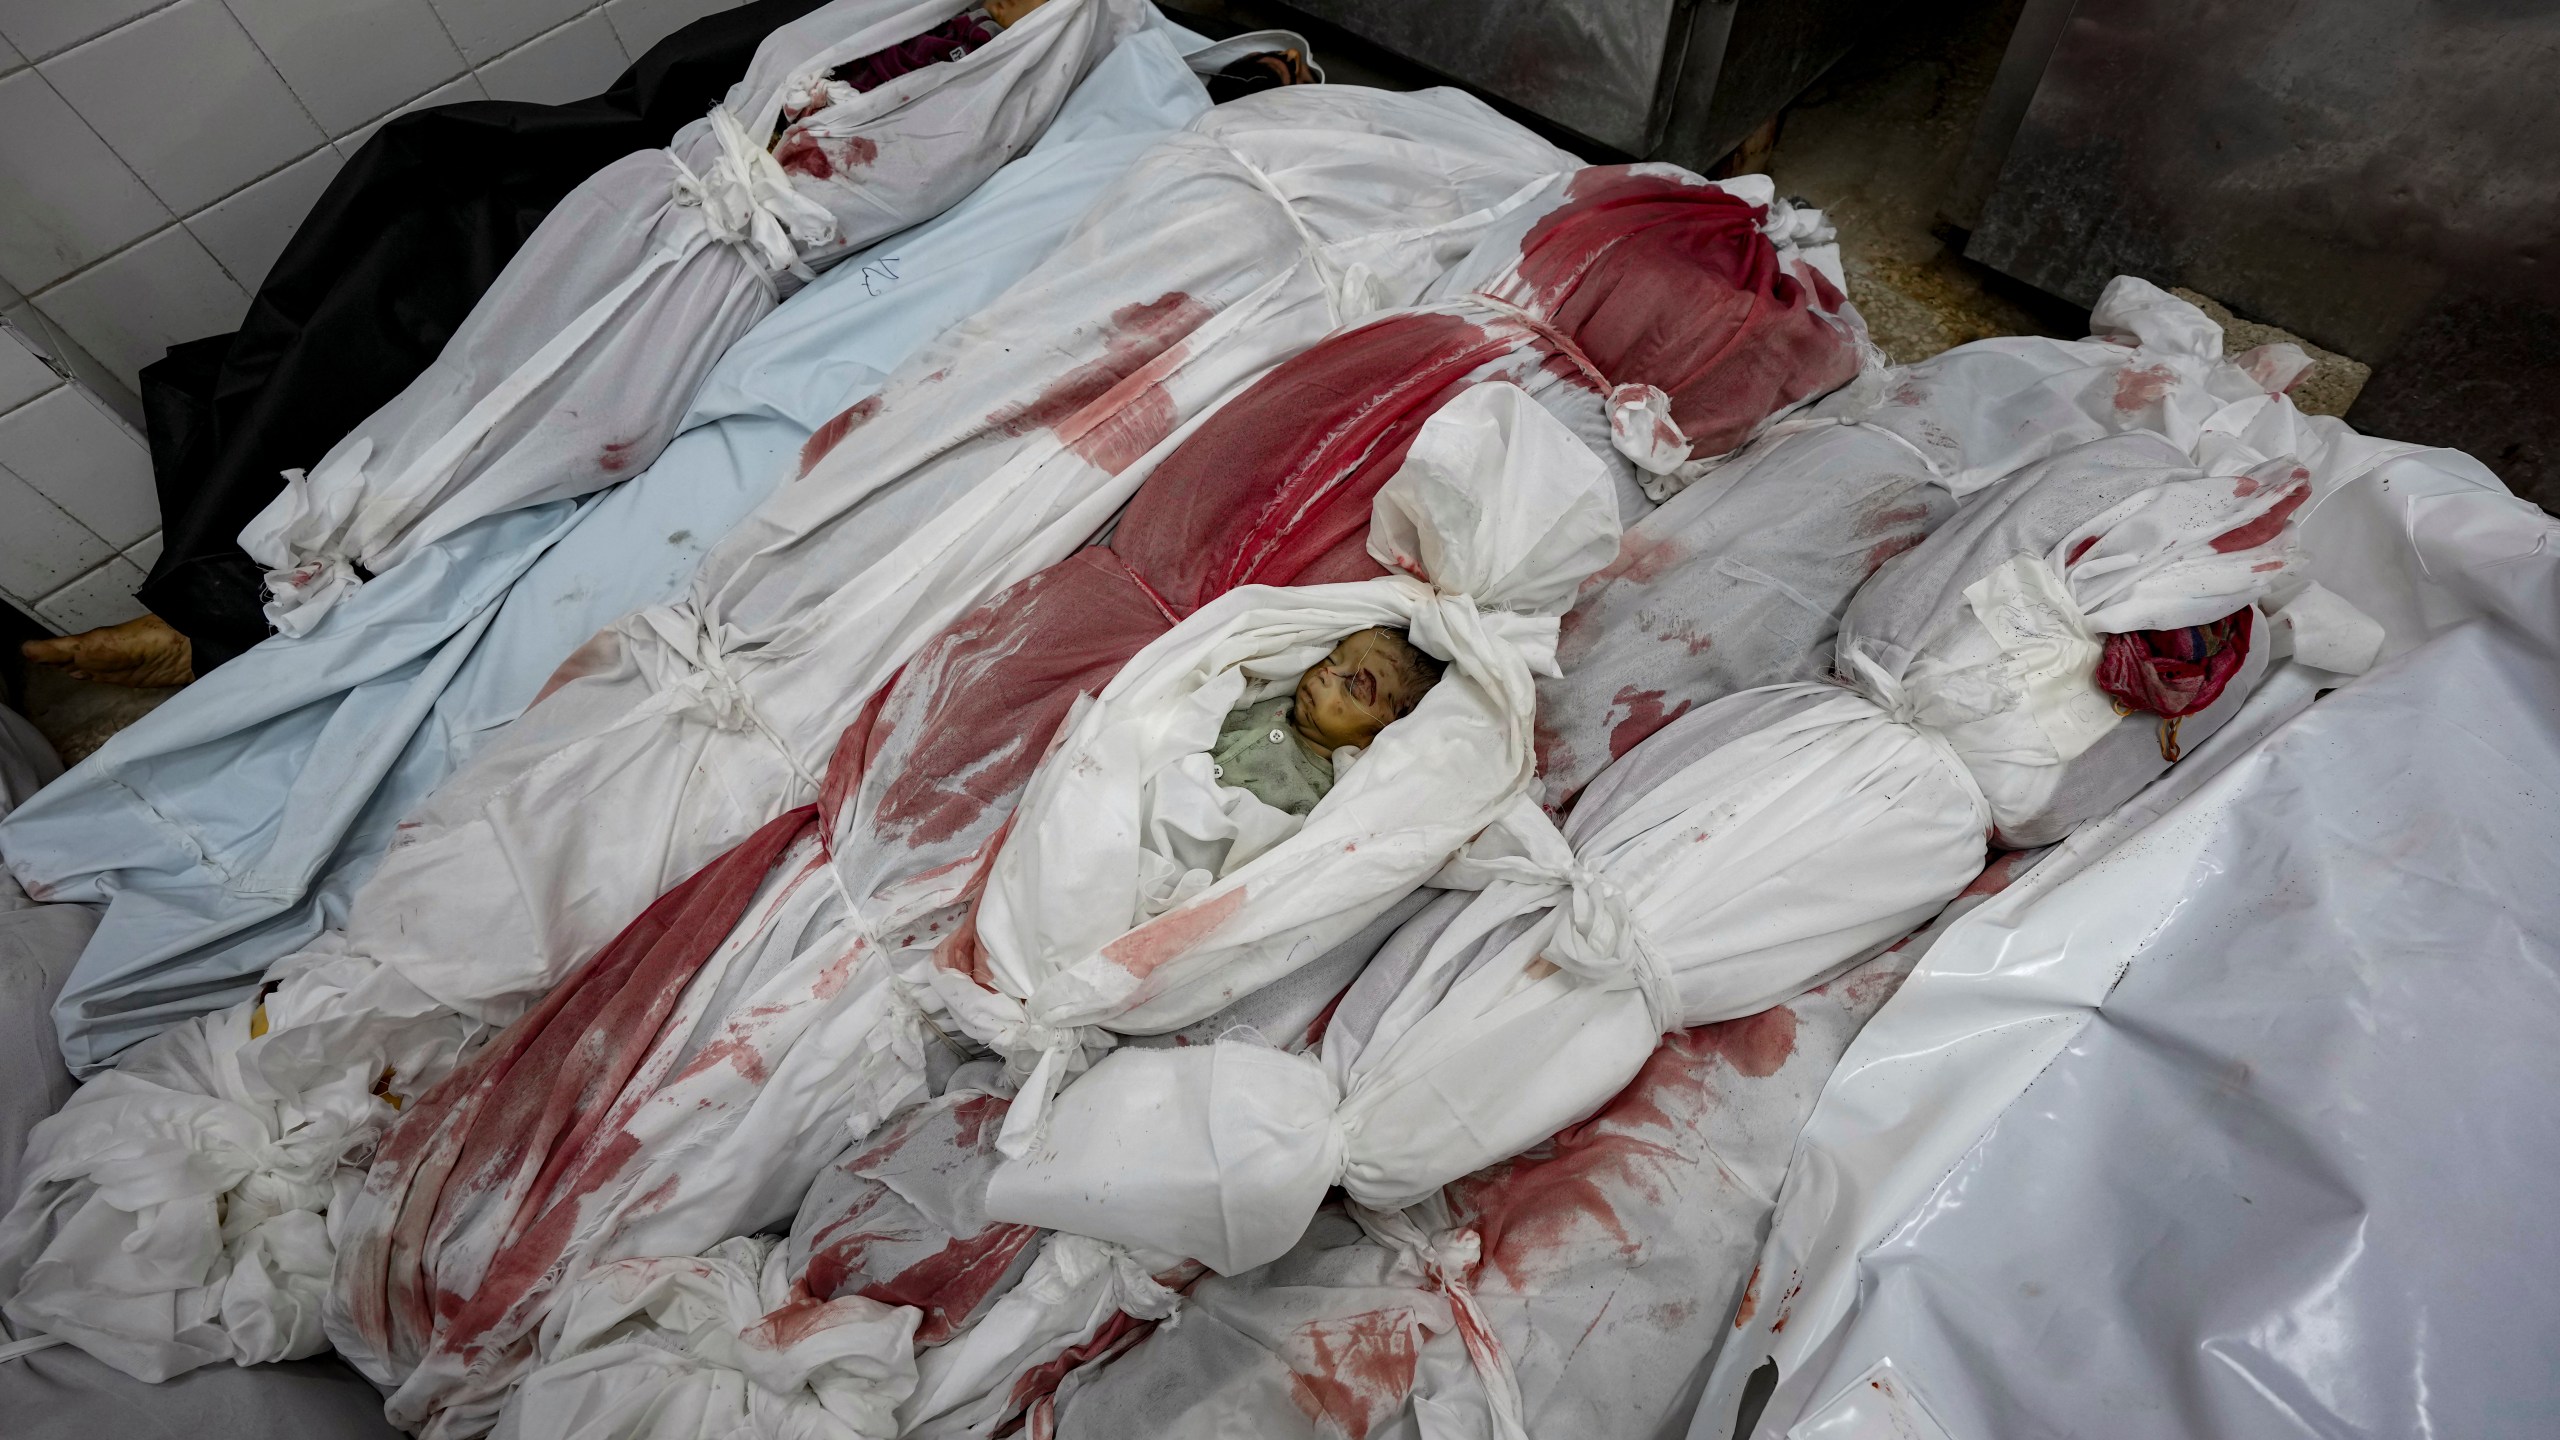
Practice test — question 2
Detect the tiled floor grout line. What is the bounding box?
[5,0,189,65]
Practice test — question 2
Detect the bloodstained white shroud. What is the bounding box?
[242,0,1158,634]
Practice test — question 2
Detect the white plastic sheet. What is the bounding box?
[242,0,1156,633]
[1695,386,2560,1438]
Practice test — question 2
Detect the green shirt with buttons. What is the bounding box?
[1211,693,1337,817]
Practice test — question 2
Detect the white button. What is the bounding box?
[1212,764,1225,779]
[1268,729,1287,744]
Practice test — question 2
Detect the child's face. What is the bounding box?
[985,0,1048,27]
[1293,628,1439,752]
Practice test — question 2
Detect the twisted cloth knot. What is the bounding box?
[671,106,839,285]
[630,603,825,794]
[988,1013,1118,1160]
[1355,1205,1528,1440]
[1442,799,1679,1032]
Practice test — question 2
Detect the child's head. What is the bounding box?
[1292,627,1445,752]
[985,0,1049,27]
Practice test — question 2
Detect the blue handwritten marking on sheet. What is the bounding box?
[857,257,902,296]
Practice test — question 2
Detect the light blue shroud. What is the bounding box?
[6,31,1212,1072]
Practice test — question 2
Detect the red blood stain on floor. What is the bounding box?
[1285,1310,1424,1440]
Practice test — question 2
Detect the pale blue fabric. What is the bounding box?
[8,32,1212,1071]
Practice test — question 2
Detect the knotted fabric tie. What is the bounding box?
[632,603,823,793]
[1442,798,1679,1034]
[1355,1205,1528,1440]
[671,106,839,286]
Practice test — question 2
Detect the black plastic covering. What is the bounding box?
[135,0,830,671]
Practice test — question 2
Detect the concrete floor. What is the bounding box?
[1759,0,2083,363]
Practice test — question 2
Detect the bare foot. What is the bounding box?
[22,614,194,688]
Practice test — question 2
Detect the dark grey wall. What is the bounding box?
[1964,0,2560,507]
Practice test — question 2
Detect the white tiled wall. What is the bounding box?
[0,321,159,632]
[0,0,751,632]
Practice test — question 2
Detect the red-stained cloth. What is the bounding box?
[1488,168,1862,460]
[330,165,1864,1427]
[2093,608,2253,719]
[333,806,822,1415]
[792,1090,1041,1346]
[834,11,997,93]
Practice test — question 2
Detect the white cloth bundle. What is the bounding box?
[983,684,1988,1274]
[243,0,1156,634]
[1838,431,2310,844]
[1031,854,2054,1440]
[489,1236,920,1440]
[3,82,1582,1400]
[324,820,946,1437]
[323,86,1575,1055]
[942,383,1622,1154]
[1829,274,2311,499]
[0,995,399,1378]
[487,1081,1183,1440]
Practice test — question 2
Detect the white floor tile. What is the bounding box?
[228,0,467,136]
[31,225,249,390]
[34,554,149,632]
[0,385,157,547]
[41,0,330,214]
[429,0,594,66]
[335,72,486,155]
[603,0,743,61]
[185,145,345,291]
[0,0,173,64]
[124,528,163,570]
[0,69,174,290]
[477,10,629,105]
[0,322,62,415]
[0,463,112,603]
[4,300,145,429]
